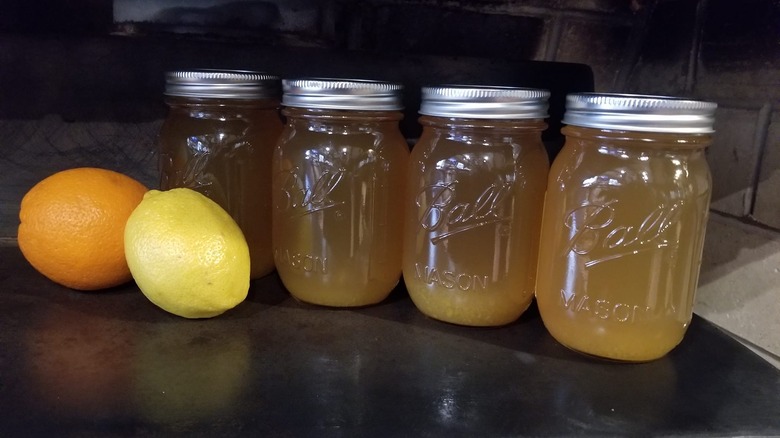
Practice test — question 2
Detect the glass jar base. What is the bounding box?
[278,274,399,308]
[288,293,390,308]
[410,294,532,328]
[542,322,685,363]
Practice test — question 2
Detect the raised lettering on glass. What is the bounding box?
[564,200,682,267]
[278,168,345,216]
[417,181,511,244]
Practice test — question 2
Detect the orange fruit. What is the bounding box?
[18,167,148,290]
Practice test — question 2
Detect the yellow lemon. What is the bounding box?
[124,188,250,318]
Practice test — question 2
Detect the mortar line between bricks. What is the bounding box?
[0,237,18,247]
[614,0,658,91]
[374,1,634,25]
[746,102,773,217]
[542,13,564,62]
[686,0,709,93]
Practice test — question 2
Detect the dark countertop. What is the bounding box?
[1,245,779,437]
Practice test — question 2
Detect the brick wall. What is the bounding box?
[626,0,780,227]
[1,0,779,236]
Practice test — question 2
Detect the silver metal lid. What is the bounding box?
[164,69,279,99]
[563,93,717,133]
[419,85,550,119]
[281,78,404,111]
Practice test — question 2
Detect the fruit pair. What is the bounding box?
[18,167,249,318]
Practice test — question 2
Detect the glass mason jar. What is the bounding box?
[272,78,409,307]
[535,93,717,362]
[403,86,551,326]
[158,69,283,279]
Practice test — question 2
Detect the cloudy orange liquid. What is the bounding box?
[535,126,713,361]
[403,117,549,326]
[272,108,409,307]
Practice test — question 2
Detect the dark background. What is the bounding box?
[1,0,779,238]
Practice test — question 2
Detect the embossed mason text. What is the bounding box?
[414,263,488,291]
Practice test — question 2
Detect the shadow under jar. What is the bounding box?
[535,93,717,362]
[158,69,283,279]
[272,78,409,307]
[403,86,551,326]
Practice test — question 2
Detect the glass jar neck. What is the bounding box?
[563,125,713,150]
[165,95,280,109]
[282,106,403,122]
[419,115,547,132]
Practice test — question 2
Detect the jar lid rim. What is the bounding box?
[419,85,550,119]
[563,93,717,133]
[164,69,280,99]
[282,78,404,111]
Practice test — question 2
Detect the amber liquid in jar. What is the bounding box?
[272,107,409,307]
[403,117,549,326]
[535,126,712,361]
[159,96,283,279]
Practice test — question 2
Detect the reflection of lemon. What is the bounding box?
[124,188,250,318]
[133,325,251,424]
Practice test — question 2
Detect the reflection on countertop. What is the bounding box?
[1,243,779,436]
